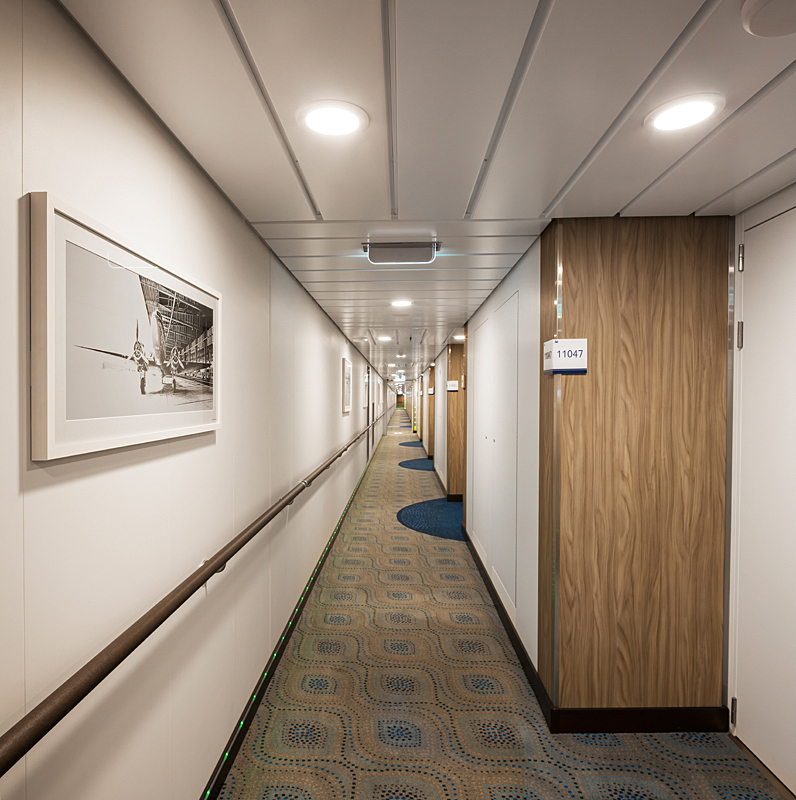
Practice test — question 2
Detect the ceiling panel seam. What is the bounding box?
[622,56,796,215]
[695,145,796,216]
[540,0,725,219]
[214,0,323,219]
[464,0,557,219]
[381,0,399,217]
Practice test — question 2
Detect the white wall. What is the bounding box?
[433,347,448,489]
[730,181,796,791]
[465,241,541,663]
[421,369,430,452]
[0,2,26,797]
[0,2,383,798]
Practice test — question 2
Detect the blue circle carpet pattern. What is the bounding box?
[399,441,425,448]
[397,498,464,542]
[399,458,434,472]
[220,409,780,800]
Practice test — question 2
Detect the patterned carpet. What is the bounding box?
[219,409,782,800]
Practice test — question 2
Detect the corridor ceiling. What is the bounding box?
[61,0,796,382]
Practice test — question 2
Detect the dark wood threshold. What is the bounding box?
[427,455,433,460]
[464,525,729,734]
[446,493,463,502]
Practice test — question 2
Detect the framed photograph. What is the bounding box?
[30,193,221,460]
[342,358,352,414]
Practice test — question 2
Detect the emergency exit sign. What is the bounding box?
[543,339,587,375]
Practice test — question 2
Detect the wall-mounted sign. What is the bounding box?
[447,380,459,392]
[428,388,434,395]
[543,338,587,375]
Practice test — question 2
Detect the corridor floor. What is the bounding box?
[219,409,782,800]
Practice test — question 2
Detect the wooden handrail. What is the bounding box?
[0,411,388,777]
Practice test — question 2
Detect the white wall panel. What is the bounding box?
[489,293,519,609]
[731,191,796,792]
[465,242,540,662]
[1,3,377,798]
[434,348,448,489]
[470,317,494,567]
[0,1,26,797]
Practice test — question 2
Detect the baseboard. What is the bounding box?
[464,525,730,735]
[550,705,728,733]
[446,493,463,502]
[729,735,796,800]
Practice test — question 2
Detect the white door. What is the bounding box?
[735,206,796,792]
[471,318,494,562]
[490,293,519,608]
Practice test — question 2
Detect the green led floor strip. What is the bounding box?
[200,428,383,800]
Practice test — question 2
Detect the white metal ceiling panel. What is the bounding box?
[310,289,491,298]
[551,1,796,217]
[697,148,796,216]
[253,219,548,239]
[293,269,510,285]
[301,281,502,293]
[268,236,535,258]
[228,0,391,221]
[312,296,488,305]
[61,0,314,221]
[625,70,796,215]
[283,255,518,272]
[472,0,706,220]
[394,0,539,219]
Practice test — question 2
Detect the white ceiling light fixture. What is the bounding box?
[391,300,413,307]
[741,0,796,36]
[378,336,392,342]
[454,335,466,340]
[363,242,441,265]
[298,100,369,136]
[645,94,725,131]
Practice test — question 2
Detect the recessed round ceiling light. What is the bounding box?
[391,300,412,307]
[297,100,369,136]
[378,336,391,342]
[645,94,725,131]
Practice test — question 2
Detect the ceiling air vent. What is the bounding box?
[362,242,441,265]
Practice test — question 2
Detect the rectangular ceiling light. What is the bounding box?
[362,242,441,265]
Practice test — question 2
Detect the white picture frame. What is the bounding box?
[30,192,221,461]
[342,358,352,414]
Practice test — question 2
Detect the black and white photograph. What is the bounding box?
[31,193,221,460]
[342,358,352,414]
[65,243,214,419]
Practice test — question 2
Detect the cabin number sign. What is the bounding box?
[543,338,588,375]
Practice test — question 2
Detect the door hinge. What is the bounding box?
[731,697,737,725]
[738,243,744,272]
[737,321,744,350]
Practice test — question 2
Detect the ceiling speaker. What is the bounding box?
[741,0,796,37]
